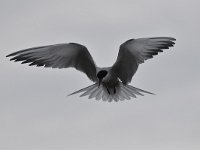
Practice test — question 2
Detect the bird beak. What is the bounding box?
[98,79,102,88]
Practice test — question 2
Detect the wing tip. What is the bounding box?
[6,53,14,57]
[167,37,176,41]
[150,37,176,41]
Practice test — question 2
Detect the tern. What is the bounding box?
[6,37,176,102]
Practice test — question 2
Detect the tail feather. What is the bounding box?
[80,86,98,97]
[89,87,100,99]
[121,87,131,100]
[126,85,144,96]
[134,87,155,95]
[127,85,155,95]
[68,82,155,102]
[95,87,103,100]
[68,83,97,96]
[123,87,134,99]
[124,86,136,98]
[118,84,126,101]
[102,87,110,101]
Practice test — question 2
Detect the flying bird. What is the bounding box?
[6,37,176,102]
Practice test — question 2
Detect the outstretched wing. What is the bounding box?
[111,37,176,84]
[6,43,97,81]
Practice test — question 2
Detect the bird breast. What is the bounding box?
[102,72,119,87]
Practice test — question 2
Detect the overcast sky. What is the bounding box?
[1,0,200,150]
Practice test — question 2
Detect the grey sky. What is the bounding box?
[1,0,200,150]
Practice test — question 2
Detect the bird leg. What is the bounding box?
[106,88,110,95]
[114,86,116,94]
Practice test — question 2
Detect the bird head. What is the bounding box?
[97,70,108,87]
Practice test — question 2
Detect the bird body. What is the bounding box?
[7,37,176,102]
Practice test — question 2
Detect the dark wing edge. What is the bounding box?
[6,43,97,82]
[111,37,176,84]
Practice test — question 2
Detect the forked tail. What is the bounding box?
[68,82,155,102]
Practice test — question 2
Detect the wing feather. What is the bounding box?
[111,37,176,84]
[7,43,97,81]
